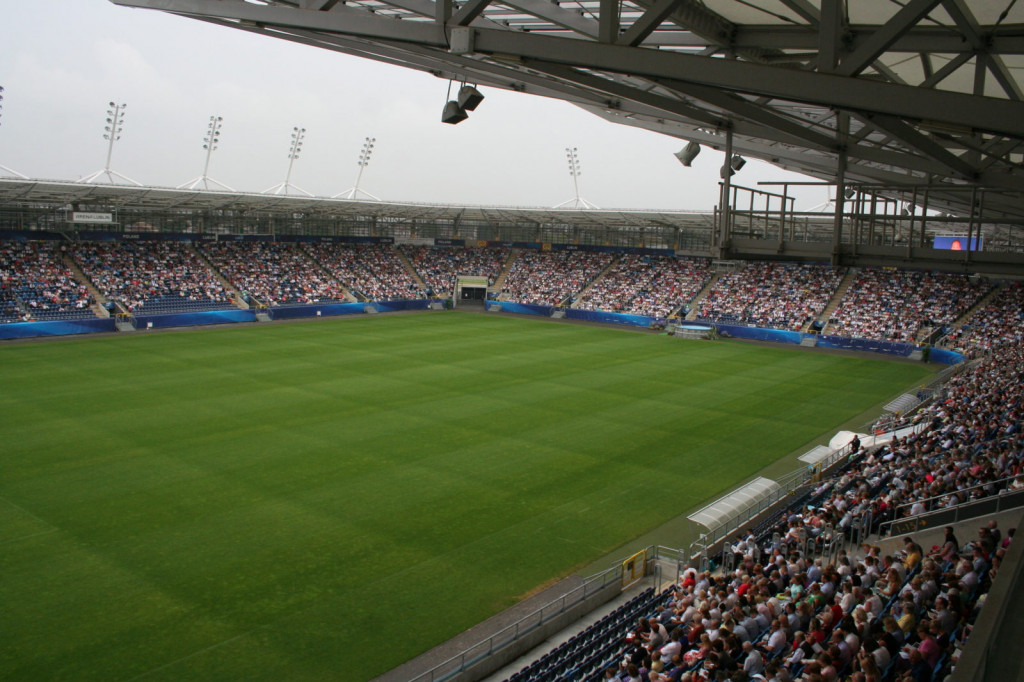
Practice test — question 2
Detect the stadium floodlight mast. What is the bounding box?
[81,101,141,185]
[179,115,234,191]
[0,86,28,179]
[333,136,380,201]
[264,126,313,196]
[554,146,599,210]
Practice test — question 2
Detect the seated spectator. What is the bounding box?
[306,243,424,301]
[501,249,613,306]
[0,240,96,321]
[72,241,232,312]
[698,261,841,330]
[829,268,990,343]
[575,254,710,319]
[195,241,348,306]
[398,244,508,297]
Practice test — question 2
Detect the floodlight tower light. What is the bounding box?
[0,86,28,179]
[554,146,599,209]
[263,126,312,196]
[81,101,141,185]
[567,146,581,198]
[333,136,381,200]
[180,115,234,191]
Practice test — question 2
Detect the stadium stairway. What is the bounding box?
[395,247,429,293]
[570,255,620,308]
[300,245,359,302]
[915,278,998,345]
[810,266,856,334]
[190,245,251,309]
[684,272,722,321]
[491,249,519,292]
[946,279,1005,333]
[62,254,110,318]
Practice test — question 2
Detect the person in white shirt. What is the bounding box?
[743,641,765,675]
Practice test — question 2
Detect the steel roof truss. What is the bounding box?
[468,28,1024,138]
[860,114,977,180]
[110,0,446,45]
[616,0,682,47]
[836,0,943,77]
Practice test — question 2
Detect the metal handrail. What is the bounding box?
[891,475,1020,519]
[879,481,1024,538]
[406,556,632,682]
[686,441,856,566]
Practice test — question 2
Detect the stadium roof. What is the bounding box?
[0,178,718,231]
[109,0,1024,221]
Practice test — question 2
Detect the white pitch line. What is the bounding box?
[0,528,60,545]
[0,494,59,530]
[126,629,266,681]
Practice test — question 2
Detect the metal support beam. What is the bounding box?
[719,127,734,255]
[111,0,446,44]
[436,0,451,25]
[449,0,493,26]
[599,0,620,43]
[653,79,839,151]
[617,0,681,47]
[818,0,844,73]
[467,29,1024,139]
[836,0,942,77]
[832,115,848,260]
[943,0,1022,100]
[864,114,978,180]
[778,0,820,24]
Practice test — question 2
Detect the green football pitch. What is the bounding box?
[0,312,931,681]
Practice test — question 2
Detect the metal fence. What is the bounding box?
[880,487,1024,538]
[686,440,856,569]
[407,560,628,682]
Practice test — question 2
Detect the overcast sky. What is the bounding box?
[1,0,832,211]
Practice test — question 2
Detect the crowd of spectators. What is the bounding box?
[593,336,1024,682]
[827,270,991,343]
[610,512,1009,682]
[198,241,344,307]
[941,281,1024,355]
[697,263,842,331]
[0,240,95,322]
[6,241,1023,350]
[398,244,509,297]
[501,250,614,306]
[71,241,233,312]
[306,243,424,301]
[856,348,1024,524]
[575,255,711,319]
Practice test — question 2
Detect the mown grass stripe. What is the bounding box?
[0,313,930,681]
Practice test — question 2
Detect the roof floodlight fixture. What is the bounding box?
[81,101,141,185]
[180,115,234,191]
[0,86,28,179]
[844,187,857,200]
[263,125,313,196]
[333,136,380,201]
[674,141,701,167]
[441,80,469,124]
[720,154,746,178]
[457,84,484,111]
[554,146,599,209]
